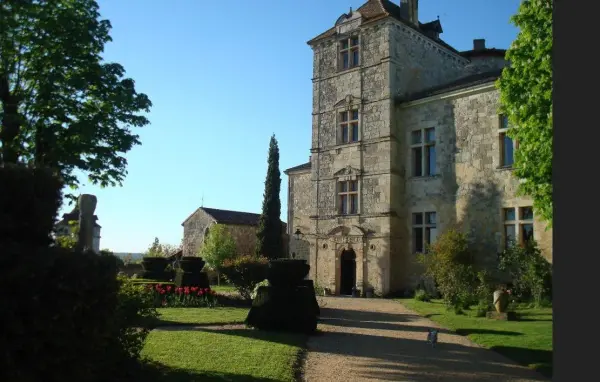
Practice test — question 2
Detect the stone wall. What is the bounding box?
[396,87,553,286]
[182,208,215,256]
[388,21,469,97]
[224,224,257,256]
[288,169,313,261]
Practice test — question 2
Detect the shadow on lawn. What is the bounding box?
[490,346,553,378]
[139,360,283,382]
[455,328,523,336]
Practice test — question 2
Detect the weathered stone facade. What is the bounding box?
[182,207,287,257]
[286,0,553,296]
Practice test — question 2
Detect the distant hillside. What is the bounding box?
[114,252,144,261]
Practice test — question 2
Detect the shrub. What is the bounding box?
[414,289,431,302]
[219,255,269,300]
[313,282,325,297]
[498,240,552,307]
[0,246,124,382]
[417,228,478,312]
[0,164,62,246]
[114,276,160,359]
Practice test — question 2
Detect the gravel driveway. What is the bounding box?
[302,297,548,382]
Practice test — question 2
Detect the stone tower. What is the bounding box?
[285,0,552,296]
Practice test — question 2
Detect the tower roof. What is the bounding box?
[307,0,459,54]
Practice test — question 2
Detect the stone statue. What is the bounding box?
[75,194,97,253]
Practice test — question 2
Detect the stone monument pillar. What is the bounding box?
[76,194,97,253]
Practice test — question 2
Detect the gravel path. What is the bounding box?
[302,297,548,382]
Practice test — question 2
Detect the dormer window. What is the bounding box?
[340,36,359,70]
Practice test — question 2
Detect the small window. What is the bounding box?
[338,180,359,215]
[339,109,359,144]
[340,36,360,70]
[412,211,437,253]
[502,206,535,248]
[499,114,516,168]
[411,128,437,177]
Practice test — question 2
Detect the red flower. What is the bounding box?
[198,290,204,296]
[176,287,183,294]
[166,285,172,292]
[159,289,166,295]
[184,287,190,295]
[191,287,198,292]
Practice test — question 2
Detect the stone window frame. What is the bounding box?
[338,34,360,71]
[409,127,437,177]
[502,206,534,249]
[335,98,362,145]
[337,179,359,215]
[411,210,438,254]
[498,114,518,168]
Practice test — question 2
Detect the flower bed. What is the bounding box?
[146,284,218,308]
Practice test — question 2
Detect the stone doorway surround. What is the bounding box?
[326,225,367,295]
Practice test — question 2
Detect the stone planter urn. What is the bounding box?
[364,287,374,298]
[493,289,509,313]
[351,287,361,297]
[179,256,206,273]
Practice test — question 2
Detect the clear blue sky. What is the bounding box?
[60,0,522,253]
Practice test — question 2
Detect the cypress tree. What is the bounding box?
[255,134,283,259]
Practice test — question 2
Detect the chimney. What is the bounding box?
[473,39,486,51]
[400,0,419,25]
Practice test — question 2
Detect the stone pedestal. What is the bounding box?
[486,311,517,321]
[245,285,318,333]
[175,271,210,288]
[245,259,318,334]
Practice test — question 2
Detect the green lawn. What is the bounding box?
[211,284,237,293]
[156,307,249,326]
[399,298,553,378]
[142,307,306,381]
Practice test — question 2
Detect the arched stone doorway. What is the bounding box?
[340,249,356,295]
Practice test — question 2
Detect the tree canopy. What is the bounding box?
[255,134,283,259]
[0,0,151,194]
[199,224,237,270]
[497,0,553,225]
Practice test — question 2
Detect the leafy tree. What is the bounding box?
[255,134,283,259]
[498,240,552,307]
[0,0,152,197]
[199,224,236,270]
[55,220,78,249]
[417,228,478,313]
[497,0,553,225]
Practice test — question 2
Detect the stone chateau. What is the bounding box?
[285,0,552,296]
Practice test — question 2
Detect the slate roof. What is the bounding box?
[307,0,460,55]
[460,48,507,59]
[284,162,312,174]
[182,207,287,228]
[396,69,503,104]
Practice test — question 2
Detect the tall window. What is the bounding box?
[340,109,359,144]
[412,211,437,253]
[340,36,359,70]
[411,128,436,177]
[499,114,516,167]
[503,206,534,248]
[338,180,358,215]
